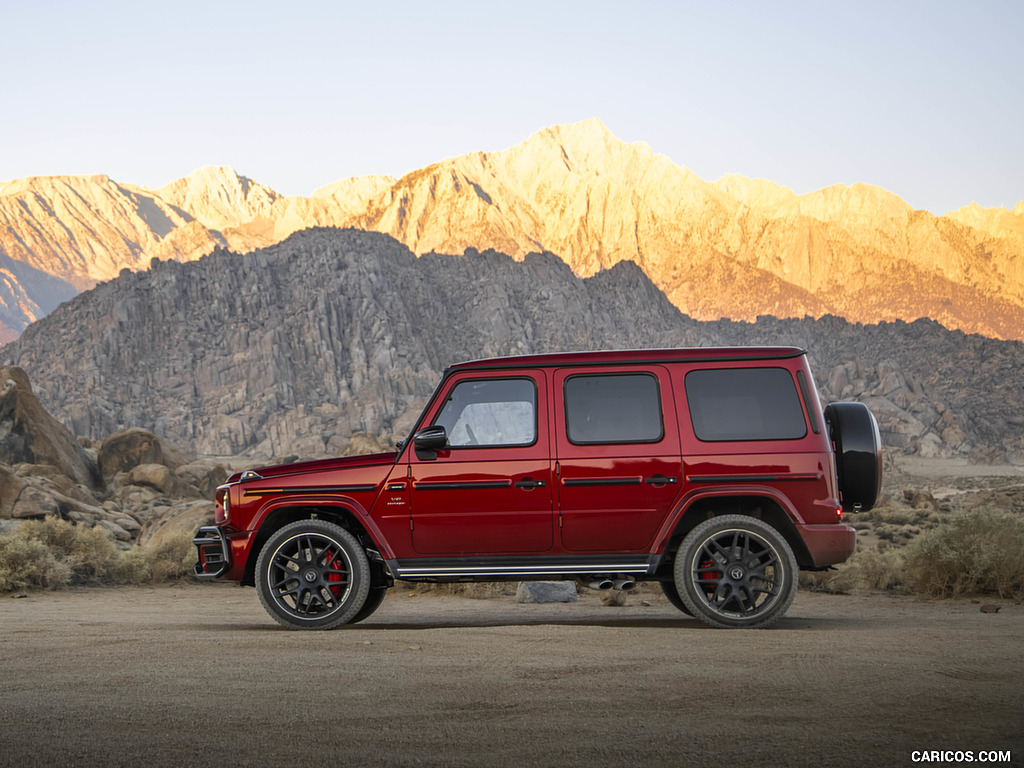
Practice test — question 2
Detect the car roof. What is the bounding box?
[447,346,806,372]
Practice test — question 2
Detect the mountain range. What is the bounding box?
[1,119,1022,343]
[2,227,1021,463]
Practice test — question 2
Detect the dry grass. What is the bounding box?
[805,506,1024,600]
[905,506,1024,600]
[0,518,194,591]
[801,545,907,594]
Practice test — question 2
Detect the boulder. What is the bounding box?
[600,589,629,607]
[12,463,103,507]
[0,367,100,489]
[127,463,174,494]
[96,518,132,542]
[11,486,60,519]
[0,464,26,518]
[516,581,578,603]
[173,460,229,498]
[138,500,215,547]
[98,428,178,479]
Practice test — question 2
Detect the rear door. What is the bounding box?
[408,371,554,555]
[553,366,682,552]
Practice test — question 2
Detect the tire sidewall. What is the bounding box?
[350,586,388,624]
[674,514,798,629]
[256,519,372,630]
[659,579,693,616]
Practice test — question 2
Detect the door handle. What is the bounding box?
[514,478,546,489]
[645,475,678,487]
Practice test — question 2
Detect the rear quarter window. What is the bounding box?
[684,367,807,442]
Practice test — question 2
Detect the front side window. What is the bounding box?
[564,374,664,444]
[685,367,807,442]
[433,378,536,447]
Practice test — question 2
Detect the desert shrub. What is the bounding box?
[801,545,906,593]
[12,517,117,584]
[143,533,194,583]
[905,507,1024,599]
[113,533,194,586]
[72,526,119,581]
[830,547,906,592]
[0,535,72,591]
[113,548,151,586]
[0,518,197,591]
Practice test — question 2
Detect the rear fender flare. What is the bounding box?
[651,486,807,556]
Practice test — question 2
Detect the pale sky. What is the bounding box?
[2,0,1021,215]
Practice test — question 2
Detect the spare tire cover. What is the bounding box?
[824,402,882,512]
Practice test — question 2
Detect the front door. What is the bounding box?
[409,372,554,555]
[553,366,683,552]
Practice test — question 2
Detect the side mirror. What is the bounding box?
[413,425,448,459]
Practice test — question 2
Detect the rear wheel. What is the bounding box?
[350,586,388,624]
[256,519,371,630]
[674,515,797,629]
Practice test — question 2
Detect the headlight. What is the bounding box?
[215,487,230,524]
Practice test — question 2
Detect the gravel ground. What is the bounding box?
[1,584,1021,768]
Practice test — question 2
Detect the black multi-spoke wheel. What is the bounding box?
[674,515,797,629]
[256,520,371,630]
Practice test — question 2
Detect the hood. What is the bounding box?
[227,451,398,483]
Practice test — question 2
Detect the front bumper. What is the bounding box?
[193,526,231,579]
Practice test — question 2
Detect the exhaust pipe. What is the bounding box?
[587,579,614,591]
[612,578,636,591]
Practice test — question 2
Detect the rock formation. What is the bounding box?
[1,120,1022,341]
[0,365,224,544]
[2,228,1021,463]
[0,367,99,488]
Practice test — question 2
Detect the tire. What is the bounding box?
[256,519,371,630]
[674,515,798,629]
[659,580,693,616]
[825,402,882,512]
[350,586,388,624]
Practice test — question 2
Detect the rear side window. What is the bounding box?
[434,378,536,447]
[685,368,807,442]
[565,374,663,444]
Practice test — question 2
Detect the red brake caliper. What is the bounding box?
[698,558,721,596]
[324,550,344,597]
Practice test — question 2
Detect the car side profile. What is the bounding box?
[195,347,881,629]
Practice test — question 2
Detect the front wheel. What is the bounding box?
[256,519,371,630]
[674,515,798,629]
[659,580,693,616]
[350,586,388,624]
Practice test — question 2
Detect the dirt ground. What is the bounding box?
[1,583,1021,768]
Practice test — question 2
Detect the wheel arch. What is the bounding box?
[654,491,815,574]
[242,502,388,587]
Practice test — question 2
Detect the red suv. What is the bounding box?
[194,347,880,629]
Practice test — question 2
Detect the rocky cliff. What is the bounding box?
[1,120,1021,341]
[2,228,1021,462]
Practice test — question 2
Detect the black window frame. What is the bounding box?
[684,366,809,443]
[563,372,665,446]
[431,376,539,450]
